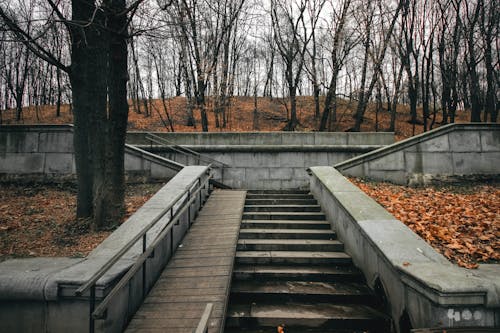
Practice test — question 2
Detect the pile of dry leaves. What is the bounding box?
[0,182,163,260]
[351,178,500,269]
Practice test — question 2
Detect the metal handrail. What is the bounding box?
[145,133,230,169]
[75,170,211,333]
[193,303,213,333]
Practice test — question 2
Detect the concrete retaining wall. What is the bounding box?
[128,131,394,189]
[126,131,395,146]
[145,144,381,189]
[0,125,183,181]
[308,166,500,331]
[128,131,395,189]
[335,123,500,185]
[0,166,211,333]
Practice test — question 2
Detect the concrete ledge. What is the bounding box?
[127,131,395,146]
[335,123,500,185]
[139,144,383,153]
[308,166,500,331]
[0,166,211,333]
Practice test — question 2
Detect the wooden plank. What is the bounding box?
[124,190,246,333]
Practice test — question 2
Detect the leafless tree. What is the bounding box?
[318,0,355,131]
[0,0,139,229]
[270,0,324,130]
[352,0,403,131]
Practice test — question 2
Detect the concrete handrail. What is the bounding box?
[146,133,230,168]
[125,143,185,171]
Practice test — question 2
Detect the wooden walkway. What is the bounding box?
[125,190,246,333]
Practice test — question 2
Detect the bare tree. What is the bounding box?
[352,0,403,132]
[463,0,483,122]
[167,0,246,131]
[318,0,354,131]
[0,0,138,229]
[270,0,324,130]
[479,0,498,122]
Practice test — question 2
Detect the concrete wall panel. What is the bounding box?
[449,131,481,152]
[405,152,453,174]
[416,135,450,152]
[337,124,500,185]
[269,167,294,180]
[1,132,39,153]
[368,151,405,171]
[44,153,73,174]
[39,132,73,153]
[481,130,500,152]
[0,153,44,173]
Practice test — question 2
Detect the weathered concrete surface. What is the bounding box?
[335,123,500,185]
[127,131,395,146]
[127,131,394,189]
[125,190,246,333]
[0,166,211,333]
[138,145,382,190]
[0,258,82,300]
[0,125,183,181]
[308,166,500,331]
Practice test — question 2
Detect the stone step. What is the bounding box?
[237,239,343,251]
[233,264,363,282]
[246,193,314,200]
[230,280,376,304]
[241,220,331,230]
[235,251,352,265]
[247,190,310,195]
[243,212,326,220]
[245,198,318,205]
[244,205,322,212]
[239,228,336,240]
[225,302,391,331]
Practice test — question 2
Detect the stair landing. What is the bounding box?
[125,190,246,333]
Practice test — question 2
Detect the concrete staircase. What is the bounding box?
[225,190,391,333]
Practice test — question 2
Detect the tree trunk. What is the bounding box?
[467,2,482,122]
[197,82,208,131]
[56,67,62,117]
[96,0,128,229]
[70,0,95,219]
[70,0,129,230]
[319,74,337,131]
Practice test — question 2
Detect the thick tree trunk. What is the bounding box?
[70,0,129,229]
[96,0,128,229]
[87,18,110,230]
[70,0,96,219]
